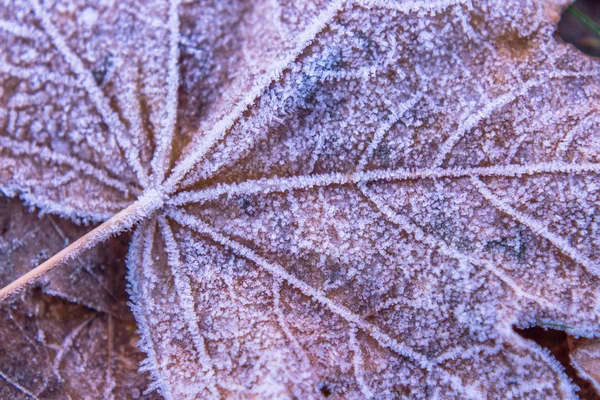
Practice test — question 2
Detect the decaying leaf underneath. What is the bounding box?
[0,197,155,399]
[517,326,600,400]
[570,337,600,397]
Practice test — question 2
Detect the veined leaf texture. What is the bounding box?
[1,0,600,398]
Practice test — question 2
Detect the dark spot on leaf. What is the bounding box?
[484,227,527,261]
[92,56,113,86]
[375,144,390,160]
[237,198,255,216]
[0,76,21,103]
[319,382,332,397]
[92,69,105,85]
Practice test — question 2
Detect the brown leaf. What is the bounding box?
[0,197,153,399]
[1,0,600,398]
[571,338,600,397]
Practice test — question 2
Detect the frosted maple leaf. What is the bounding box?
[1,0,600,398]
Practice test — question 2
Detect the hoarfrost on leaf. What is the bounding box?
[1,0,600,398]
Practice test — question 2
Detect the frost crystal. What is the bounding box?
[1,0,600,398]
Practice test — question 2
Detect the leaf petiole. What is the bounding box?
[0,189,165,301]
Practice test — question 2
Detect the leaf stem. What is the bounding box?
[0,189,165,301]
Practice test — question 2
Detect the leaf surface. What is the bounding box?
[1,0,600,398]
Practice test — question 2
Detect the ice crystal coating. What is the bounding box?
[1,0,600,398]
